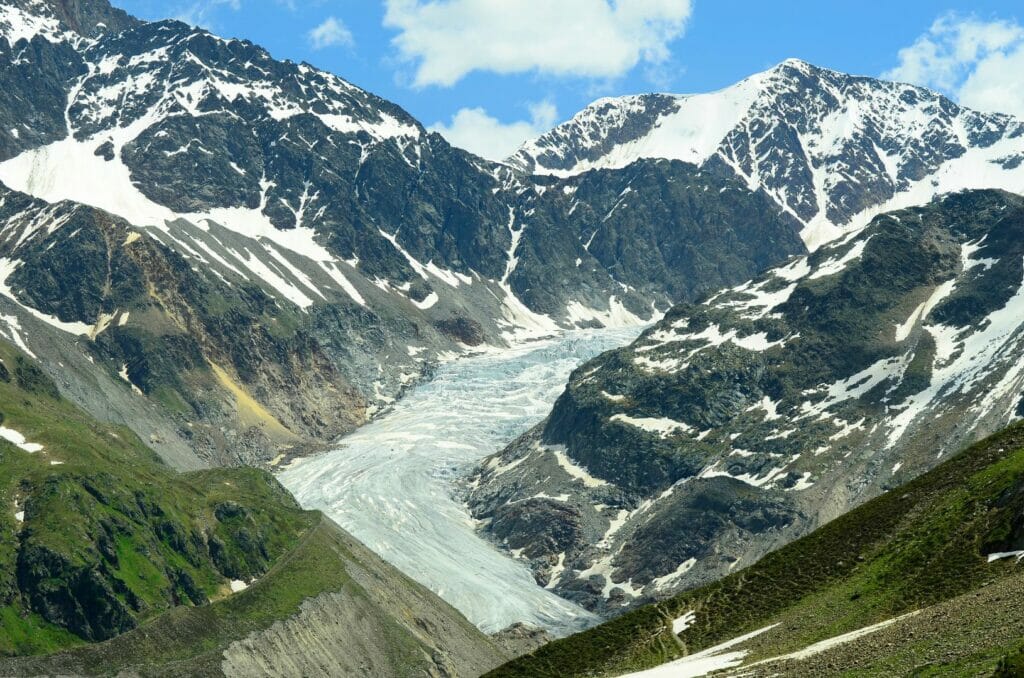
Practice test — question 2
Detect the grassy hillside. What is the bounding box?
[0,338,317,654]
[489,421,1024,677]
[0,338,507,675]
[0,516,508,677]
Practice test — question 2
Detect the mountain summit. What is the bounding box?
[511,58,1024,248]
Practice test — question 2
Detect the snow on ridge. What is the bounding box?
[513,59,1024,252]
[0,3,73,47]
[513,67,769,177]
[0,144,354,310]
[0,14,423,262]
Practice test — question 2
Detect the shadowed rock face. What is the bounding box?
[469,190,1024,615]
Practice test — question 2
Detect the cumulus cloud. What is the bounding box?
[884,13,1024,117]
[383,0,693,88]
[430,101,558,161]
[308,16,354,50]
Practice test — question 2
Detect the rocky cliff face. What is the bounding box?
[468,189,1024,615]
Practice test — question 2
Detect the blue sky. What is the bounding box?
[113,1,1024,160]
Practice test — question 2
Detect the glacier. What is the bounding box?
[278,328,642,635]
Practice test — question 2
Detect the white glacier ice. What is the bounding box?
[278,328,642,635]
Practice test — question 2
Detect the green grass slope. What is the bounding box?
[0,338,506,675]
[490,422,1024,677]
[0,515,508,677]
[0,339,315,654]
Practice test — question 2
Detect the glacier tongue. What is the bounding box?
[278,328,642,635]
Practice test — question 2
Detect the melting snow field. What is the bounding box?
[278,328,642,635]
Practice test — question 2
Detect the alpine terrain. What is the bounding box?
[488,420,1024,676]
[2,0,1024,675]
[0,0,807,468]
[468,62,1024,615]
[469,189,1024,615]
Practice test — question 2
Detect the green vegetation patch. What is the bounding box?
[0,340,317,656]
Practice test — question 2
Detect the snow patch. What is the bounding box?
[411,291,439,310]
[0,313,37,358]
[0,426,43,453]
[550,446,609,488]
[987,550,1024,563]
[0,258,92,336]
[650,558,697,590]
[565,296,647,329]
[672,610,696,635]
[610,413,693,437]
[617,624,779,678]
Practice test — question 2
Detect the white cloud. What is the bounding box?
[175,0,240,28]
[383,0,693,88]
[958,42,1024,117]
[884,13,1024,117]
[174,0,302,26]
[308,16,354,50]
[430,100,558,161]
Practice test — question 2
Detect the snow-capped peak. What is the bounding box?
[507,59,813,176]
[510,59,1024,250]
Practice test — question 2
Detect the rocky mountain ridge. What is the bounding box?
[512,58,1024,249]
[468,189,1024,615]
[0,0,810,466]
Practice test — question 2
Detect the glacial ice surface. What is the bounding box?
[278,328,641,636]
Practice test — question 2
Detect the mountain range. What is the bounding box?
[2,0,1024,674]
[3,0,1022,470]
[0,0,814,467]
